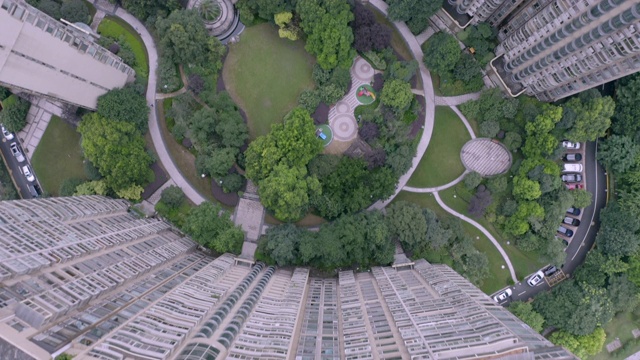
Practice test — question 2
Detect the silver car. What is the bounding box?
[561,173,582,183]
[21,165,35,182]
[10,142,25,163]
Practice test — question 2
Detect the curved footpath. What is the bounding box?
[434,192,518,282]
[114,8,207,205]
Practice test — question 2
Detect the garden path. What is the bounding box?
[113,6,208,205]
[434,191,518,283]
[328,56,374,142]
[434,92,482,106]
[156,65,189,99]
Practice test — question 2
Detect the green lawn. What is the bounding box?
[407,106,470,188]
[223,23,315,139]
[439,185,547,280]
[97,17,149,78]
[31,117,87,196]
[391,191,511,294]
[593,309,640,359]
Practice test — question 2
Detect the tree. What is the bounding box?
[55,354,74,360]
[487,175,508,194]
[502,132,522,151]
[509,301,545,332]
[549,328,606,360]
[461,251,490,286]
[381,79,413,112]
[115,184,145,201]
[453,53,482,82]
[564,94,615,142]
[59,178,85,197]
[298,89,321,113]
[245,107,322,181]
[297,0,355,70]
[541,237,567,266]
[607,274,639,313]
[613,74,640,136]
[96,86,149,133]
[479,120,500,138]
[60,0,90,23]
[423,208,453,249]
[359,121,379,142]
[512,176,541,201]
[188,74,205,94]
[160,185,185,208]
[387,0,443,34]
[184,202,243,254]
[259,164,321,222]
[197,147,237,178]
[596,202,640,257]
[572,189,593,208]
[598,135,640,174]
[468,186,492,217]
[37,0,61,19]
[516,232,541,252]
[385,201,427,252]
[78,113,152,192]
[262,223,302,266]
[523,104,562,158]
[0,95,30,132]
[464,171,483,190]
[421,32,460,75]
[74,180,108,196]
[352,3,391,53]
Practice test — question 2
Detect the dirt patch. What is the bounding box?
[142,162,169,200]
[211,179,240,207]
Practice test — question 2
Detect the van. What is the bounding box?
[562,163,583,173]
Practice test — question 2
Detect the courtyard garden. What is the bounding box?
[97,16,149,78]
[31,116,87,196]
[222,23,316,139]
[407,106,470,188]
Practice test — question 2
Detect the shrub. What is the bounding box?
[59,178,86,196]
[464,171,483,190]
[161,185,186,209]
[222,173,245,193]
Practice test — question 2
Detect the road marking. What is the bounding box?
[518,291,526,296]
[572,141,599,262]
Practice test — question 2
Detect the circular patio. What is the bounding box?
[460,138,512,177]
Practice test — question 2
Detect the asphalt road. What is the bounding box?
[0,135,41,199]
[492,140,607,305]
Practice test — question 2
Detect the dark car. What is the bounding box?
[557,226,574,238]
[563,153,582,162]
[543,265,558,276]
[561,173,582,183]
[567,207,581,216]
[562,216,580,226]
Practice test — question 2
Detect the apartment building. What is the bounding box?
[449,0,640,101]
[0,0,134,109]
[0,196,576,359]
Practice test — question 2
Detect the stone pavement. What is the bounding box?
[434,191,518,283]
[89,9,106,31]
[113,7,208,206]
[328,57,375,143]
[146,179,177,206]
[461,138,512,176]
[233,181,265,261]
[415,27,435,45]
[18,98,64,159]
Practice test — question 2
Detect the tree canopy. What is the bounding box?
[421,32,460,75]
[184,202,244,254]
[0,95,30,132]
[96,86,149,133]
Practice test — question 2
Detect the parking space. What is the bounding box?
[0,125,43,199]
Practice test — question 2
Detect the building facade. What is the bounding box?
[0,0,134,109]
[0,196,576,360]
[450,0,640,101]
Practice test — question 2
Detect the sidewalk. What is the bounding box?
[18,98,64,159]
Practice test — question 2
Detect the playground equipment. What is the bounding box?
[357,86,376,101]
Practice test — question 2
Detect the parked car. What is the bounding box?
[562,216,580,226]
[527,271,545,287]
[21,165,34,182]
[557,225,574,238]
[563,153,582,162]
[27,184,39,198]
[1,125,13,140]
[562,163,583,173]
[565,183,584,190]
[562,141,581,150]
[10,142,25,163]
[567,207,581,216]
[493,288,513,302]
[543,265,558,277]
[562,173,582,183]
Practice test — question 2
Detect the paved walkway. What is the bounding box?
[19,98,64,159]
[451,105,476,139]
[113,7,207,206]
[434,92,482,106]
[433,192,518,283]
[328,57,375,142]
[403,171,469,193]
[368,0,436,211]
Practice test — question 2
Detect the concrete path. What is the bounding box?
[368,0,436,211]
[19,98,64,159]
[415,27,435,45]
[113,7,207,206]
[403,170,469,193]
[434,92,482,106]
[451,105,476,139]
[156,87,187,99]
[433,191,518,283]
[89,9,106,31]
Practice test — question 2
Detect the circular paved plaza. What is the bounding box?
[353,57,374,81]
[460,138,512,176]
[331,114,358,141]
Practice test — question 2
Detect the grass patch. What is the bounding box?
[392,191,510,294]
[31,117,86,196]
[439,185,547,280]
[407,106,470,188]
[157,99,225,207]
[97,16,149,78]
[223,23,315,139]
[592,309,640,359]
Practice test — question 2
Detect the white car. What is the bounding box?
[10,142,25,163]
[562,163,583,173]
[1,125,13,140]
[493,288,512,302]
[562,141,581,150]
[21,165,34,182]
[527,271,545,287]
